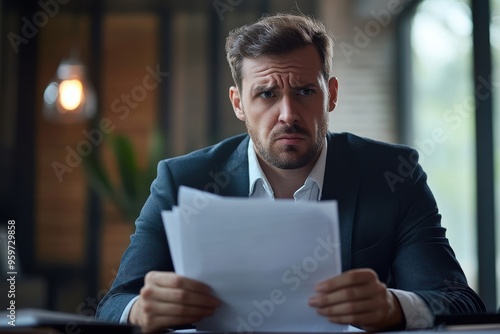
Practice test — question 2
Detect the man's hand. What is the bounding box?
[129,271,221,333]
[308,268,405,332]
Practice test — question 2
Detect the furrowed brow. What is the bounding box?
[251,84,277,95]
[292,82,318,89]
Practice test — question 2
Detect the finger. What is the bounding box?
[136,294,217,332]
[315,269,379,293]
[309,279,386,307]
[314,292,389,317]
[312,289,404,332]
[141,297,217,318]
[325,308,387,328]
[145,271,213,294]
[133,293,218,333]
[141,284,221,308]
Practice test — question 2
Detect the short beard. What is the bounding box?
[247,113,328,170]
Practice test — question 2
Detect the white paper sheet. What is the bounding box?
[162,186,346,332]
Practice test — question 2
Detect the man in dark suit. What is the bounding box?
[96,13,485,333]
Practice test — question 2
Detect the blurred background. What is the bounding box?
[0,0,498,316]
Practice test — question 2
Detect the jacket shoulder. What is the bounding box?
[165,133,248,166]
[157,133,248,187]
[328,132,418,163]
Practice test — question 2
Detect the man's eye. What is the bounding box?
[259,91,274,99]
[299,88,314,96]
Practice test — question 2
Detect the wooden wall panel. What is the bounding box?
[100,13,159,289]
[36,12,160,292]
[36,14,91,265]
[170,11,210,154]
[321,0,398,144]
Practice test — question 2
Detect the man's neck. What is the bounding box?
[257,156,316,199]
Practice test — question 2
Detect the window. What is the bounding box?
[410,0,477,289]
[491,0,500,305]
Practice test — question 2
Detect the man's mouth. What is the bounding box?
[275,135,304,144]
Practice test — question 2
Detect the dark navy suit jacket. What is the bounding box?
[96,132,485,322]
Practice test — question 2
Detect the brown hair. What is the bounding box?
[225,13,334,90]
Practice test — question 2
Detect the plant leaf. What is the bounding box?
[82,150,115,201]
[137,128,167,214]
[83,129,168,224]
[109,134,138,213]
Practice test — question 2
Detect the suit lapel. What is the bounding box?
[218,135,250,198]
[321,133,360,272]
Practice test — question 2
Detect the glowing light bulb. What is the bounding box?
[59,79,84,112]
[42,59,96,123]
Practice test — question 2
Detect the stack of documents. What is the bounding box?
[162,186,346,332]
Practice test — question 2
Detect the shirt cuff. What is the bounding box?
[388,288,434,329]
[119,295,140,324]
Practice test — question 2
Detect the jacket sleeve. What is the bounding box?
[388,149,486,317]
[95,160,177,322]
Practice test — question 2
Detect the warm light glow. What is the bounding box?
[59,79,83,111]
[42,60,96,123]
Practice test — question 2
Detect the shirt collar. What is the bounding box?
[247,137,328,200]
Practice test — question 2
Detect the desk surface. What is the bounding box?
[174,328,500,334]
[1,309,499,334]
[1,325,500,334]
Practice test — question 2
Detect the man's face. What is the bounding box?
[229,45,338,170]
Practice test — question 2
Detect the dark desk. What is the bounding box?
[1,325,500,334]
[1,309,499,334]
[172,328,500,334]
[0,308,139,334]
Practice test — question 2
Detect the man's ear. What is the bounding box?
[229,86,245,121]
[328,77,339,112]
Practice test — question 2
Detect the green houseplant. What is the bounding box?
[83,129,166,222]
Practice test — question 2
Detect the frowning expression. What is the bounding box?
[229,45,338,170]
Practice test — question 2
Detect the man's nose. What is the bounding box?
[277,96,300,125]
